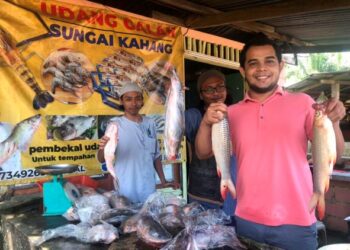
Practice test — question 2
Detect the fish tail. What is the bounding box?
[308,192,326,220]
[325,178,330,193]
[217,168,221,178]
[220,179,236,200]
[317,194,326,220]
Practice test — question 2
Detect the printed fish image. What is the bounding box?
[0,28,53,110]
[212,116,236,200]
[0,114,41,163]
[308,92,336,220]
[53,116,96,141]
[104,121,119,191]
[163,69,185,161]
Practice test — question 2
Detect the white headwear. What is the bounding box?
[119,83,143,97]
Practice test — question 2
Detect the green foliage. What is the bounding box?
[285,52,350,86]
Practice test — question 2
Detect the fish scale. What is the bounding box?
[212,116,236,200]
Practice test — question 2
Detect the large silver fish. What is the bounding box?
[212,116,236,199]
[0,114,41,162]
[309,92,336,220]
[163,70,185,161]
[104,121,119,190]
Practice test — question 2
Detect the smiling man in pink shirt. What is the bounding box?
[195,34,346,249]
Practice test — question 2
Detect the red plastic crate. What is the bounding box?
[36,175,98,191]
[66,175,99,189]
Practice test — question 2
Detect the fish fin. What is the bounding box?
[317,194,326,220]
[220,179,236,200]
[308,192,326,220]
[325,178,330,193]
[308,192,319,214]
[217,168,221,178]
[220,185,227,200]
[226,179,236,199]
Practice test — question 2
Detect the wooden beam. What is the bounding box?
[150,0,310,47]
[149,0,219,15]
[186,0,350,29]
[152,11,185,26]
[320,80,350,85]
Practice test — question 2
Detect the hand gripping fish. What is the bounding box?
[212,115,236,200]
[104,122,119,191]
[163,69,185,161]
[0,29,53,110]
[308,92,336,220]
[0,115,41,165]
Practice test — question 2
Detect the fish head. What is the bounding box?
[58,123,76,140]
[13,114,41,150]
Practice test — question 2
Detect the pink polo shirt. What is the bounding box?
[227,86,316,226]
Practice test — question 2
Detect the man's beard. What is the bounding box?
[248,82,278,94]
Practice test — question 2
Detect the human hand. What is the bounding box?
[0,142,17,166]
[159,181,180,189]
[202,102,227,126]
[325,98,346,123]
[98,136,110,150]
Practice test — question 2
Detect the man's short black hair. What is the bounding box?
[239,33,282,68]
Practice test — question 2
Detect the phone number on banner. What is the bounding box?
[0,169,43,180]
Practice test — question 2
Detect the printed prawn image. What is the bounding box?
[92,49,175,110]
[0,29,54,110]
[92,49,148,111]
[46,115,97,141]
[41,49,94,104]
[142,61,173,105]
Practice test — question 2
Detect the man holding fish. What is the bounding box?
[97,83,173,203]
[195,34,346,249]
[185,69,237,216]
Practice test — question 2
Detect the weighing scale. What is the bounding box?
[36,164,80,216]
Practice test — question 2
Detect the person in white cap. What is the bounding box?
[97,83,173,203]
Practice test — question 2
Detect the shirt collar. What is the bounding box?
[243,85,285,103]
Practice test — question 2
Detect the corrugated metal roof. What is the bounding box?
[287,71,350,104]
[91,0,350,53]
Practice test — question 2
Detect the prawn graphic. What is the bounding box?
[0,28,53,110]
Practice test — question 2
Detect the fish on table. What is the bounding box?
[163,69,185,161]
[212,116,236,199]
[309,92,336,220]
[137,215,172,247]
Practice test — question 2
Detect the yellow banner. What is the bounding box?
[0,0,184,184]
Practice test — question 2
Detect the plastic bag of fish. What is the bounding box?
[35,222,119,246]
